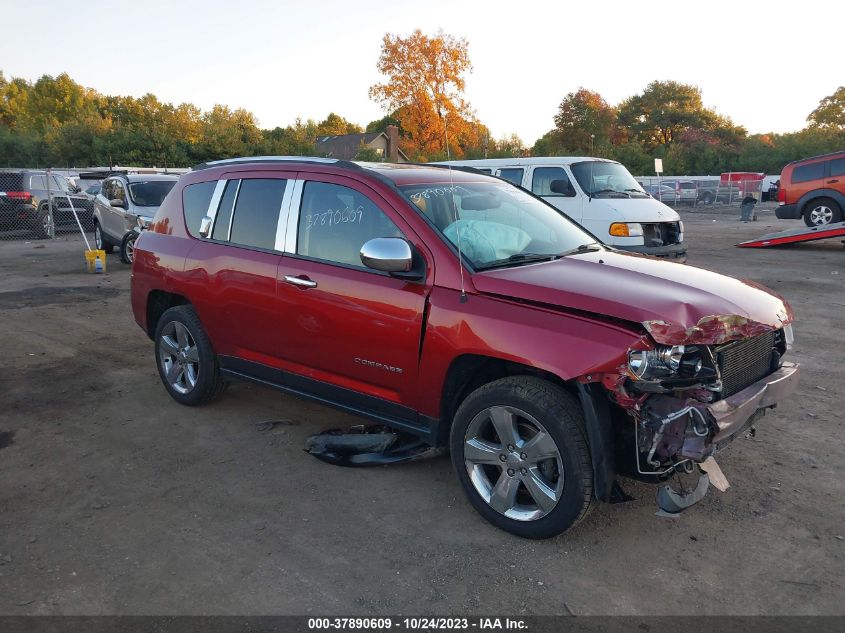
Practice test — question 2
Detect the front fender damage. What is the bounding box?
[582,309,798,517]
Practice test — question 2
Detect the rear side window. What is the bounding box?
[101,179,114,200]
[183,181,217,237]
[498,168,524,187]
[828,157,845,178]
[531,167,570,196]
[792,162,826,183]
[680,182,696,189]
[228,179,287,250]
[212,180,239,241]
[29,175,47,189]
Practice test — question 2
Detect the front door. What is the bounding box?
[528,166,582,223]
[275,175,431,416]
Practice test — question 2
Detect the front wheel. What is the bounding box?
[119,231,138,264]
[803,198,842,227]
[154,306,227,406]
[450,376,593,539]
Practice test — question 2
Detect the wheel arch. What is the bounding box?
[145,290,191,340]
[797,189,845,216]
[437,353,617,502]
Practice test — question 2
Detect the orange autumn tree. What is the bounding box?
[369,29,483,161]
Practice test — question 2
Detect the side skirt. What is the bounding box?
[218,356,437,444]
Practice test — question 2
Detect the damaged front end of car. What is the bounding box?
[601,314,799,515]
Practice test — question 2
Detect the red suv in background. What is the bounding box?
[131,157,799,538]
[776,151,845,226]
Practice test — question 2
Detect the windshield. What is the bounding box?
[128,181,176,207]
[570,161,648,198]
[400,181,599,270]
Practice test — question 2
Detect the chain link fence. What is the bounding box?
[636,176,770,208]
[0,168,95,241]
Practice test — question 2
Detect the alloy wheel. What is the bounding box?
[463,405,564,521]
[158,321,200,395]
[809,204,833,225]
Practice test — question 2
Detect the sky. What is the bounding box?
[1,0,841,145]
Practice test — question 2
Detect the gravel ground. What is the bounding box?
[0,204,843,616]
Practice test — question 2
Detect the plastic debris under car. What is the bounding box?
[305,424,447,467]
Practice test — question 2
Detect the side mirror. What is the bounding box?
[550,179,576,197]
[110,198,126,209]
[69,186,81,194]
[360,237,413,273]
[199,215,213,238]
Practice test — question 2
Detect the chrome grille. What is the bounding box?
[716,331,776,397]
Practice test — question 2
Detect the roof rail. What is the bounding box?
[417,163,491,176]
[192,156,363,171]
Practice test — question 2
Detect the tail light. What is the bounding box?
[4,191,32,201]
[777,187,786,203]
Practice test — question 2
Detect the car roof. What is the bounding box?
[189,156,498,187]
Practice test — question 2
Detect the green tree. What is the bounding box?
[552,88,616,153]
[618,80,715,150]
[315,112,362,136]
[807,86,845,129]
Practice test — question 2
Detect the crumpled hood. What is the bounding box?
[473,250,792,345]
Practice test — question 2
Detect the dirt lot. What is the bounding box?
[0,204,843,616]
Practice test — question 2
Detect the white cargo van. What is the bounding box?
[435,157,686,261]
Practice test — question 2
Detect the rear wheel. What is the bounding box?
[119,231,137,264]
[154,306,226,406]
[94,222,115,253]
[700,191,714,204]
[450,376,593,539]
[34,206,52,239]
[803,198,842,227]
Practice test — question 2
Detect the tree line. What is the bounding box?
[1,30,843,175]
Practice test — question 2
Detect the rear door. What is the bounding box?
[790,160,827,203]
[184,172,294,366]
[275,174,431,415]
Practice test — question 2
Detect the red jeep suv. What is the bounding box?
[131,157,799,538]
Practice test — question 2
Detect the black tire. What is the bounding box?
[119,231,137,264]
[153,305,227,406]
[700,191,714,205]
[34,206,51,239]
[449,376,592,539]
[93,221,115,253]
[803,197,842,227]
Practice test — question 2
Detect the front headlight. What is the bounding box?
[628,345,686,380]
[609,222,643,237]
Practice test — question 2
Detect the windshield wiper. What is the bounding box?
[561,242,602,257]
[624,188,649,196]
[476,253,562,271]
[590,189,630,198]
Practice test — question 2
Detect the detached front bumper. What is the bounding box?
[708,361,800,448]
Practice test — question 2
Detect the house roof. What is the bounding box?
[315,131,409,161]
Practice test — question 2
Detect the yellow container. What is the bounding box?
[84,249,107,273]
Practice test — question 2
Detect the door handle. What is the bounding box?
[827,179,839,184]
[284,275,317,289]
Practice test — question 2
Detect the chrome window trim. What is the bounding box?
[202,179,227,237]
[224,179,243,241]
[274,179,297,252]
[283,178,305,253]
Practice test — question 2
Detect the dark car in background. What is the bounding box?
[0,170,94,238]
